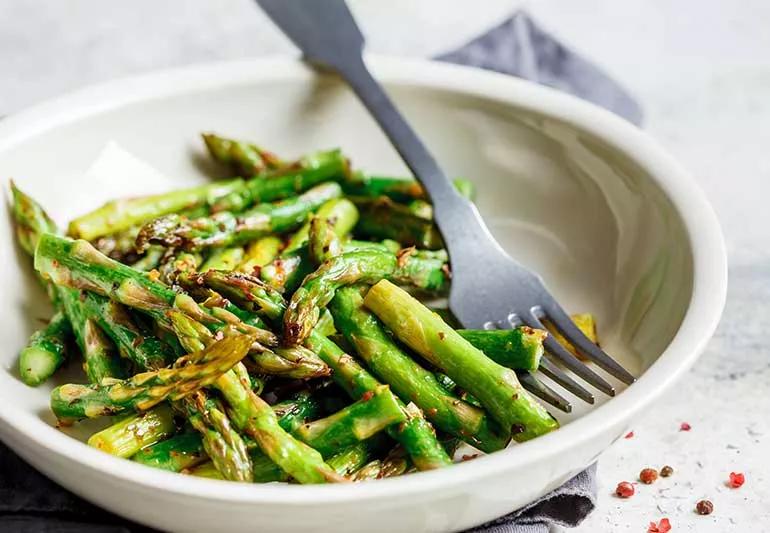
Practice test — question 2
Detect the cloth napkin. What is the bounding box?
[0,11,640,533]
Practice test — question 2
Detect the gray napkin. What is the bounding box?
[0,11,638,533]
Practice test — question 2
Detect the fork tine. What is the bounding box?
[542,303,636,385]
[517,371,572,413]
[522,313,616,396]
[538,357,595,405]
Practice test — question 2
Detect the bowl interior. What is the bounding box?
[0,65,693,439]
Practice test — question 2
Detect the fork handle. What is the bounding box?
[256,0,491,253]
[339,56,477,230]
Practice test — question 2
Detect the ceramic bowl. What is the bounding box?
[0,56,726,532]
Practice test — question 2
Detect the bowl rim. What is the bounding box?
[0,55,727,505]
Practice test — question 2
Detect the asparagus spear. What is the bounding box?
[308,216,343,265]
[353,197,443,249]
[93,226,142,263]
[79,292,175,370]
[210,149,349,213]
[325,435,390,476]
[199,246,245,272]
[343,239,401,254]
[202,133,284,176]
[293,385,405,457]
[271,391,326,433]
[58,287,129,382]
[258,249,314,293]
[68,179,245,240]
[350,460,382,481]
[457,327,546,372]
[330,286,509,452]
[186,391,253,482]
[260,197,359,291]
[169,312,343,484]
[87,403,176,457]
[343,174,475,203]
[237,236,283,275]
[188,461,224,479]
[130,246,165,272]
[19,311,71,386]
[11,182,73,384]
[380,445,411,478]
[131,432,206,472]
[136,182,342,251]
[363,280,559,442]
[283,249,449,346]
[50,332,254,422]
[158,251,202,286]
[283,198,359,253]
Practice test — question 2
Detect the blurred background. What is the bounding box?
[1,1,768,531]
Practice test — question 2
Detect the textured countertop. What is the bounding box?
[1,1,767,531]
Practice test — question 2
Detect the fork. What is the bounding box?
[256,0,636,412]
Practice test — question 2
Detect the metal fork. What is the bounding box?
[256,0,636,411]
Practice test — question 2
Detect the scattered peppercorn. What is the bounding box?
[728,472,745,488]
[615,481,635,498]
[696,500,714,515]
[624,431,634,439]
[680,422,691,431]
[647,518,672,533]
[660,465,674,477]
[639,468,659,484]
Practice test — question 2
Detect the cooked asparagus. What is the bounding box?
[88,403,176,457]
[293,385,405,456]
[363,280,559,441]
[50,333,254,422]
[18,311,71,386]
[136,182,342,251]
[330,286,509,452]
[68,179,245,240]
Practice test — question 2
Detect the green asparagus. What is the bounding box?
[210,149,349,213]
[343,174,475,203]
[199,246,245,272]
[68,179,245,240]
[363,280,558,441]
[131,432,206,472]
[50,332,254,422]
[353,197,443,249]
[202,133,284,176]
[330,286,509,452]
[293,385,405,456]
[237,236,283,275]
[18,311,71,386]
[283,249,449,346]
[458,327,546,372]
[88,403,176,457]
[325,435,390,476]
[186,391,253,482]
[136,182,342,251]
[260,197,359,291]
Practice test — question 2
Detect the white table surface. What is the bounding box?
[1,1,767,531]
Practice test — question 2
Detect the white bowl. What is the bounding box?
[0,56,726,532]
